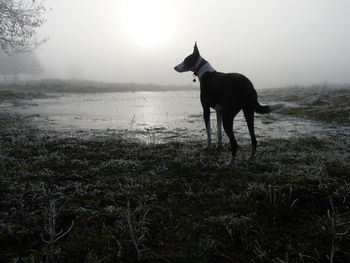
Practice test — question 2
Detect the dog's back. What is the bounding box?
[200,71,260,112]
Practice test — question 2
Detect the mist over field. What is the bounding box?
[1,0,350,88]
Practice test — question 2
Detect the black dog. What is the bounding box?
[174,42,284,164]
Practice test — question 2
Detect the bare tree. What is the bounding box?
[0,0,47,54]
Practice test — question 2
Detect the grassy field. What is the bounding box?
[0,83,349,262]
[260,84,350,125]
[0,79,194,94]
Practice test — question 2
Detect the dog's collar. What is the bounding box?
[193,57,207,75]
[194,57,216,81]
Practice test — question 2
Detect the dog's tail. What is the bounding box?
[254,102,285,114]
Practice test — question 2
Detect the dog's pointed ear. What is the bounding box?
[193,41,200,56]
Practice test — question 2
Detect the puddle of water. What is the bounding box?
[2,91,349,143]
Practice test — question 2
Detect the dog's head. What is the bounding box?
[174,42,201,73]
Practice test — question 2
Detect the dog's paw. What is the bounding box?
[225,158,235,168]
[216,143,223,150]
[202,145,211,151]
[246,155,255,162]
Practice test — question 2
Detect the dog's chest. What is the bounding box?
[200,85,222,108]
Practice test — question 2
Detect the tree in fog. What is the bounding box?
[0,50,43,81]
[0,0,47,54]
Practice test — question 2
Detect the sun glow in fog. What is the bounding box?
[120,0,174,47]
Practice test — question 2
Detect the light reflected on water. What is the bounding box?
[3,91,348,143]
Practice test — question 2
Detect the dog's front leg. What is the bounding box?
[216,110,223,148]
[203,108,211,149]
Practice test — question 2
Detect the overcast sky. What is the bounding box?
[37,0,350,88]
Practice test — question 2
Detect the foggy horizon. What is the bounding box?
[7,0,350,89]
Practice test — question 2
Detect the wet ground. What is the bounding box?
[1,90,349,143]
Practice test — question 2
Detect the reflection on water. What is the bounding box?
[3,91,348,142]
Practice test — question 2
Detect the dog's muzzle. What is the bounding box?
[174,62,187,73]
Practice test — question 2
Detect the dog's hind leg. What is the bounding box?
[243,108,257,160]
[222,110,239,164]
[216,109,223,148]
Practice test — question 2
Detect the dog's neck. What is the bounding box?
[193,56,216,81]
